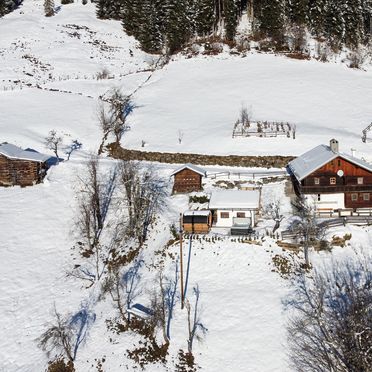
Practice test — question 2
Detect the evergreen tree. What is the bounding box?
[195,0,216,36]
[287,0,309,25]
[324,0,345,48]
[44,0,55,17]
[95,0,107,19]
[164,0,193,53]
[308,0,328,37]
[137,0,164,53]
[224,0,239,40]
[257,0,286,40]
[343,0,365,47]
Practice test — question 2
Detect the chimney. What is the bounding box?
[330,139,339,153]
[351,148,356,157]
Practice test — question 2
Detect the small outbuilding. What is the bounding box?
[182,210,212,234]
[209,189,260,234]
[0,142,52,187]
[171,163,207,194]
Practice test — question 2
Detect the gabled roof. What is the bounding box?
[288,144,372,181]
[0,143,52,163]
[171,163,207,177]
[209,190,260,210]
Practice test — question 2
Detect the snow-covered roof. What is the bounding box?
[127,303,154,319]
[171,163,207,177]
[209,190,260,210]
[183,210,211,216]
[0,143,52,163]
[288,144,372,181]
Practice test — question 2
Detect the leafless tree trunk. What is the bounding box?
[97,88,134,153]
[119,161,167,246]
[150,271,170,346]
[38,308,74,363]
[100,260,143,324]
[287,256,372,372]
[290,196,326,267]
[75,156,118,281]
[45,129,63,162]
[186,285,207,354]
[263,199,284,233]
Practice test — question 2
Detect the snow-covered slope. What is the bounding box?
[124,54,372,159]
[1,2,371,372]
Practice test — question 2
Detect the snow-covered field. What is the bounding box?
[1,1,371,371]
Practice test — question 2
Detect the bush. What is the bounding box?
[47,358,75,372]
[61,0,74,4]
[189,195,210,204]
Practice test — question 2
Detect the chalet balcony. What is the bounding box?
[299,185,372,194]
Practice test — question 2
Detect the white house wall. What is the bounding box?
[214,209,256,227]
[305,193,345,210]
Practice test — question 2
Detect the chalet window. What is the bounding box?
[317,194,321,201]
[357,177,364,185]
[220,212,230,219]
[363,193,370,201]
[338,159,341,166]
[236,212,246,218]
[314,177,320,185]
[330,177,336,185]
[351,193,358,201]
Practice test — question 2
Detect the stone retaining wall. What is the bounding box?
[107,143,295,169]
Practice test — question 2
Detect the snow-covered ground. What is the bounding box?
[124,54,372,159]
[1,1,372,371]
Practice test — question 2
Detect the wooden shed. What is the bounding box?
[0,143,52,187]
[182,210,212,234]
[171,163,207,193]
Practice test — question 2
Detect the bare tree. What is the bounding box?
[178,129,184,144]
[74,156,118,282]
[39,305,95,364]
[98,88,134,149]
[289,196,326,267]
[186,285,207,353]
[287,257,372,372]
[119,161,167,246]
[101,260,143,324]
[45,130,63,162]
[263,199,284,233]
[150,271,170,346]
[38,308,74,363]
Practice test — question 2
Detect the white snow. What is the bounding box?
[0,1,371,372]
[209,189,260,209]
[0,142,51,162]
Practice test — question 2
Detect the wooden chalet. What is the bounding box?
[182,210,212,234]
[0,143,52,187]
[171,163,206,193]
[288,139,372,211]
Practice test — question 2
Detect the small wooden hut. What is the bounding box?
[171,163,206,193]
[182,210,212,234]
[0,143,52,187]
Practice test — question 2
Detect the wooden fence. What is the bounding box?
[207,170,287,180]
[281,215,372,241]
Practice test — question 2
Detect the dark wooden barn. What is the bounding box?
[182,210,212,234]
[288,139,372,210]
[171,163,206,193]
[0,143,52,187]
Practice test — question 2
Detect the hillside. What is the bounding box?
[0,2,371,372]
